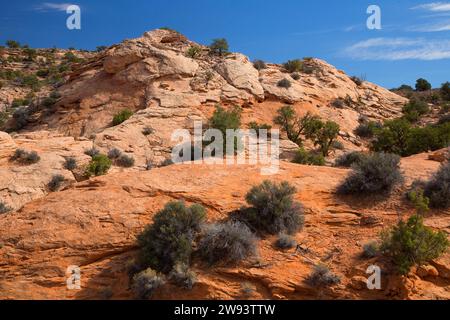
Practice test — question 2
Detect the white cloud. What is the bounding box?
[343,37,450,61]
[412,2,450,12]
[410,20,450,31]
[34,2,73,12]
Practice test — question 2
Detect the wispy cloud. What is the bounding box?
[34,2,73,12]
[409,20,450,31]
[412,2,450,12]
[343,37,450,61]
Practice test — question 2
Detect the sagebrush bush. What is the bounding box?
[169,262,197,290]
[331,98,345,109]
[244,180,305,235]
[283,59,303,73]
[0,201,12,214]
[277,78,291,89]
[291,73,300,80]
[275,233,297,249]
[362,241,379,258]
[253,60,267,70]
[48,174,65,192]
[107,148,122,159]
[337,152,403,195]
[424,162,450,208]
[12,107,30,130]
[112,109,133,126]
[292,148,325,166]
[186,46,201,58]
[381,214,449,275]
[306,264,341,287]
[198,221,257,265]
[402,99,429,122]
[116,154,135,168]
[10,149,40,165]
[137,201,206,272]
[131,268,165,299]
[334,151,367,168]
[85,154,112,177]
[142,126,154,136]
[354,121,381,138]
[64,157,77,171]
[84,147,100,158]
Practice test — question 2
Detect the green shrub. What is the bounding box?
[84,147,100,158]
[275,233,297,249]
[112,109,133,126]
[10,149,40,165]
[186,46,201,58]
[131,268,165,299]
[0,111,8,127]
[415,78,432,92]
[381,214,449,275]
[11,98,29,108]
[248,122,272,137]
[354,121,381,138]
[291,73,300,80]
[306,120,340,157]
[6,40,20,48]
[402,99,429,122]
[12,107,30,130]
[334,151,367,168]
[337,152,402,195]
[283,59,303,73]
[208,105,242,154]
[37,69,50,78]
[198,221,257,265]
[137,201,206,272]
[277,78,291,89]
[306,264,341,287]
[0,201,12,214]
[169,262,197,290]
[274,106,320,146]
[371,119,412,156]
[441,82,450,101]
[20,75,40,91]
[116,154,135,168]
[253,60,266,70]
[209,38,229,56]
[292,147,325,166]
[64,157,77,171]
[424,162,450,209]
[244,180,305,235]
[48,174,65,192]
[85,154,112,177]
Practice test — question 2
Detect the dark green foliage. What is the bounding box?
[36,69,50,78]
[12,107,30,130]
[253,60,267,70]
[396,84,414,92]
[131,268,165,299]
[291,73,300,80]
[20,75,40,91]
[273,106,320,146]
[48,174,65,192]
[10,149,40,165]
[64,157,77,171]
[283,59,303,73]
[169,262,197,290]
[6,40,20,48]
[305,120,340,156]
[209,38,229,56]
[402,99,429,122]
[85,154,112,177]
[186,46,202,58]
[337,153,403,195]
[424,162,450,209]
[208,105,241,154]
[355,121,381,138]
[112,109,133,126]
[0,201,12,214]
[438,114,450,125]
[116,154,135,168]
[96,46,107,52]
[381,215,449,275]
[248,122,272,138]
[306,264,341,287]
[244,180,305,235]
[198,221,257,265]
[292,147,325,166]
[137,201,206,272]
[11,98,29,108]
[334,151,367,168]
[415,78,432,92]
[441,82,450,101]
[277,78,291,88]
[275,233,297,249]
[64,52,83,63]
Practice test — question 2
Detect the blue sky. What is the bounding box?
[1,0,450,88]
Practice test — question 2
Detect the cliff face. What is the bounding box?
[1,29,448,300]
